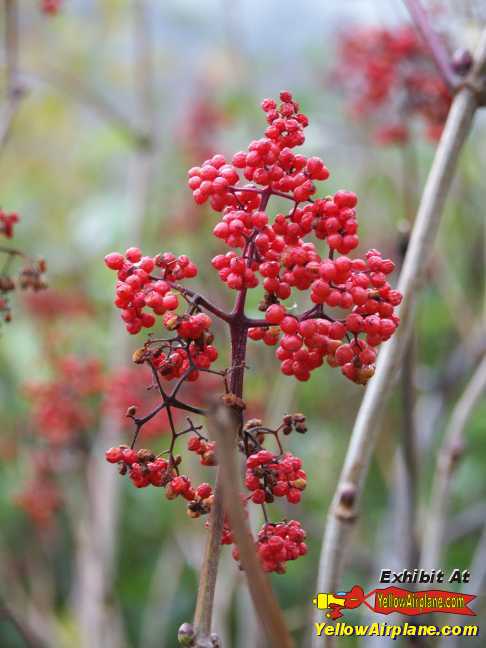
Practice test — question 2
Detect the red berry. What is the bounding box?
[105,447,123,463]
[265,304,285,324]
[104,253,124,270]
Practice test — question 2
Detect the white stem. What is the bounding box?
[74,2,156,646]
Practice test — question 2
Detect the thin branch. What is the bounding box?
[447,501,486,543]
[468,523,486,594]
[163,280,232,323]
[21,67,151,149]
[397,144,420,569]
[420,354,486,568]
[404,0,458,91]
[207,403,294,648]
[193,471,226,644]
[0,0,26,150]
[313,29,486,648]
[437,522,486,648]
[398,333,419,567]
[0,598,46,648]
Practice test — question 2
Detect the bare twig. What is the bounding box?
[193,471,226,642]
[21,67,151,149]
[313,29,486,648]
[211,550,239,648]
[437,523,486,648]
[0,599,46,648]
[208,403,294,648]
[398,336,419,566]
[469,523,486,594]
[420,354,486,568]
[397,143,420,569]
[447,501,486,543]
[0,0,26,150]
[404,0,458,91]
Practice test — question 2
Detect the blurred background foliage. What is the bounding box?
[0,1,485,647]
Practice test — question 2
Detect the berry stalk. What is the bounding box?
[193,190,271,641]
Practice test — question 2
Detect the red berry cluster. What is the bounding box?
[179,87,229,163]
[24,357,104,445]
[41,0,62,15]
[104,91,403,581]
[15,357,176,530]
[24,289,92,321]
[187,435,217,466]
[249,248,400,383]
[15,476,61,528]
[152,342,218,382]
[105,445,215,519]
[105,446,174,487]
[105,247,198,334]
[151,312,218,382]
[187,92,318,211]
[186,91,402,385]
[24,358,173,447]
[0,210,19,239]
[233,520,307,574]
[0,212,47,323]
[14,450,61,529]
[210,415,308,572]
[245,450,306,505]
[334,25,451,144]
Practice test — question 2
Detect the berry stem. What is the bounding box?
[193,295,249,642]
[166,280,233,323]
[193,190,274,640]
[243,303,330,328]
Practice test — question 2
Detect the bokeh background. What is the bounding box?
[0,1,485,646]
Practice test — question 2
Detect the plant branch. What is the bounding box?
[403,0,458,91]
[398,333,419,567]
[312,29,486,648]
[166,281,232,323]
[0,0,26,151]
[0,598,46,648]
[420,354,486,568]
[21,67,151,149]
[207,403,294,648]
[193,470,226,644]
[437,524,486,648]
[397,144,420,569]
